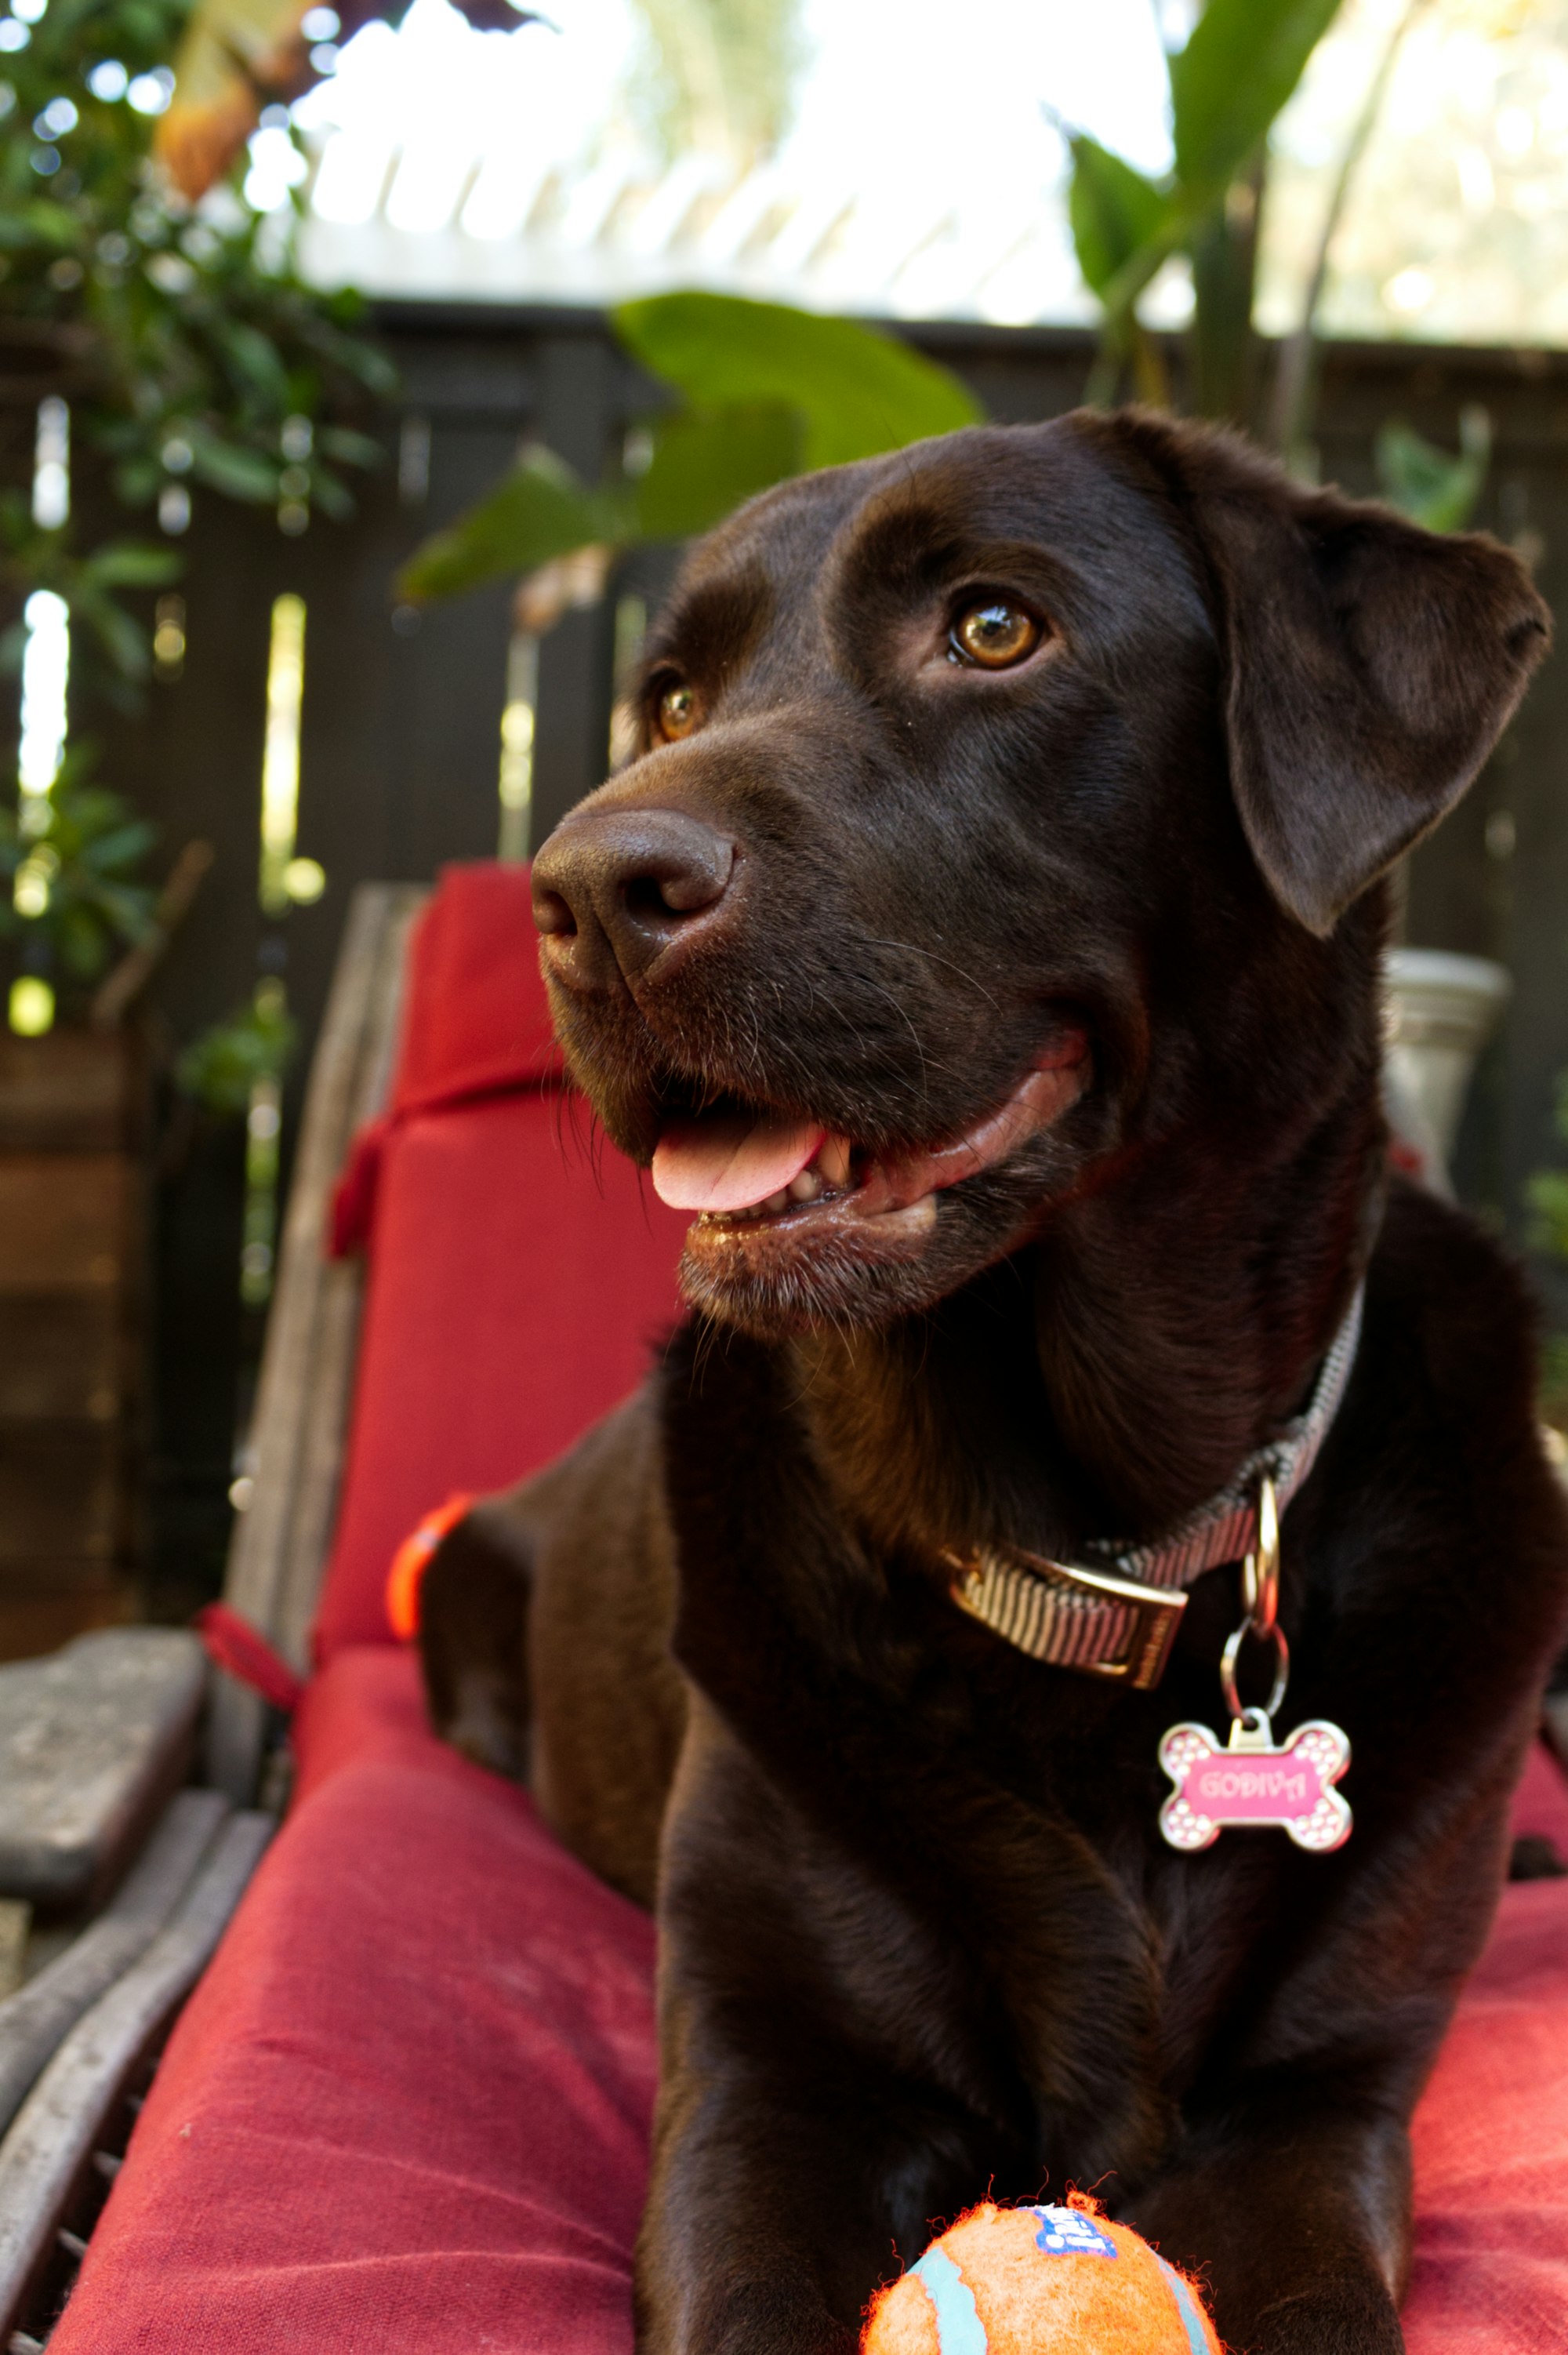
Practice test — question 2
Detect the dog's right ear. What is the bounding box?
[1093,411,1550,936]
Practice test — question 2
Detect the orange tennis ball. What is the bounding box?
[862,2201,1221,2355]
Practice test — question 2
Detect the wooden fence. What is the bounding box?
[9,304,1568,1623]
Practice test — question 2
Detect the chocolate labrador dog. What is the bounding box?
[418,409,1568,2355]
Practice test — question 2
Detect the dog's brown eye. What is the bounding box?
[950,601,1039,669]
[655,682,701,742]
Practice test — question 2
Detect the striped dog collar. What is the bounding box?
[942,1286,1365,1692]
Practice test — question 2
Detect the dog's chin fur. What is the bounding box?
[550,991,1098,1339]
[674,1141,1087,1336]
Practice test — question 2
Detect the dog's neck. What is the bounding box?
[792,1070,1385,1565]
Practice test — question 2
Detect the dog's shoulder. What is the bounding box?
[1365,1175,1544,1440]
[1318,1176,1568,1660]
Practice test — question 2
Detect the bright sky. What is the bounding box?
[273,0,1568,344]
[281,0,1182,318]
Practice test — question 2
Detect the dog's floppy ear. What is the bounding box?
[1102,412,1551,936]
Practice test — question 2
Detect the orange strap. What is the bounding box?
[386,1492,474,1640]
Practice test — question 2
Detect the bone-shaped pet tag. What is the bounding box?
[1158,1716,1352,1853]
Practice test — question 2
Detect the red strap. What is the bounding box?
[196,1602,306,1714]
[329,1116,390,1259]
[387,1492,475,1640]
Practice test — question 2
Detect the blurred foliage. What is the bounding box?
[0,0,394,693]
[400,290,981,608]
[0,493,180,696]
[1061,0,1345,422]
[630,0,804,168]
[1530,1080,1568,1263]
[1374,405,1492,532]
[0,761,157,988]
[176,977,297,1115]
[1530,1077,1568,1430]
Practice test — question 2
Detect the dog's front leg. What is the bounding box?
[1130,2085,1413,2353]
[635,1700,1011,2355]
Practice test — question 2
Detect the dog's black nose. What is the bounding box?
[532,807,736,993]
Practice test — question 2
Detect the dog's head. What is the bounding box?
[532,410,1547,1337]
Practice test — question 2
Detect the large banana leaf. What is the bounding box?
[1375,409,1491,535]
[1065,0,1345,353]
[633,400,805,543]
[1169,0,1343,206]
[398,445,626,604]
[1066,136,1170,301]
[401,295,982,605]
[614,292,981,471]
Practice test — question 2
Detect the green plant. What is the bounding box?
[1374,405,1491,532]
[1529,1081,1568,1258]
[176,978,297,1116]
[1061,0,1345,424]
[0,762,157,992]
[0,500,180,698]
[0,0,394,696]
[1529,1077,1568,1431]
[399,290,982,608]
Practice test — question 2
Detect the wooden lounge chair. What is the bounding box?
[2,866,1566,2353]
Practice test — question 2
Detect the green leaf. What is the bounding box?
[309,471,354,523]
[211,318,294,410]
[81,822,159,875]
[633,401,804,543]
[83,541,184,589]
[318,426,387,469]
[398,443,628,604]
[56,906,111,983]
[613,292,981,472]
[1067,136,1171,299]
[1170,0,1344,204]
[72,593,151,681]
[188,432,280,503]
[1374,410,1491,534]
[177,997,300,1120]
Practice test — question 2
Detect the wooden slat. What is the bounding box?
[0,1437,119,1565]
[0,1165,132,1295]
[0,1813,271,2336]
[207,884,425,1802]
[0,1793,227,2139]
[271,895,420,1670]
[0,1038,140,1154]
[0,1302,120,1425]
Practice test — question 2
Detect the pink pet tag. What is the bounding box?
[1159,1715,1352,1852]
[1158,1474,1352,1855]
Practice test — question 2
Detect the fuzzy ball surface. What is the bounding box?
[862,2202,1221,2355]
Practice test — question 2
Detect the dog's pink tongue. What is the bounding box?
[652,1110,826,1212]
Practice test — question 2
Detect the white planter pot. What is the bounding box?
[1384,948,1512,1190]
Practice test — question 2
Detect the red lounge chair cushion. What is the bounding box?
[53,1648,656,2355]
[48,860,1568,2349]
[314,866,686,1661]
[53,1648,1568,2353]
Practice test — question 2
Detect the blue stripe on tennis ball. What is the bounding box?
[912,2246,989,2355]
[1156,2255,1213,2355]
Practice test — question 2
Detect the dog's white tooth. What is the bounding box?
[817,1136,852,1189]
[789,1170,824,1203]
[764,1189,790,1215]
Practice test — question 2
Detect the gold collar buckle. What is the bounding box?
[945,1546,1189,1691]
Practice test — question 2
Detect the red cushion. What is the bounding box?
[391,860,564,1110]
[53,1649,655,2355]
[1404,1743,1568,2349]
[53,1648,1568,2353]
[50,862,1568,2348]
[314,867,687,1660]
